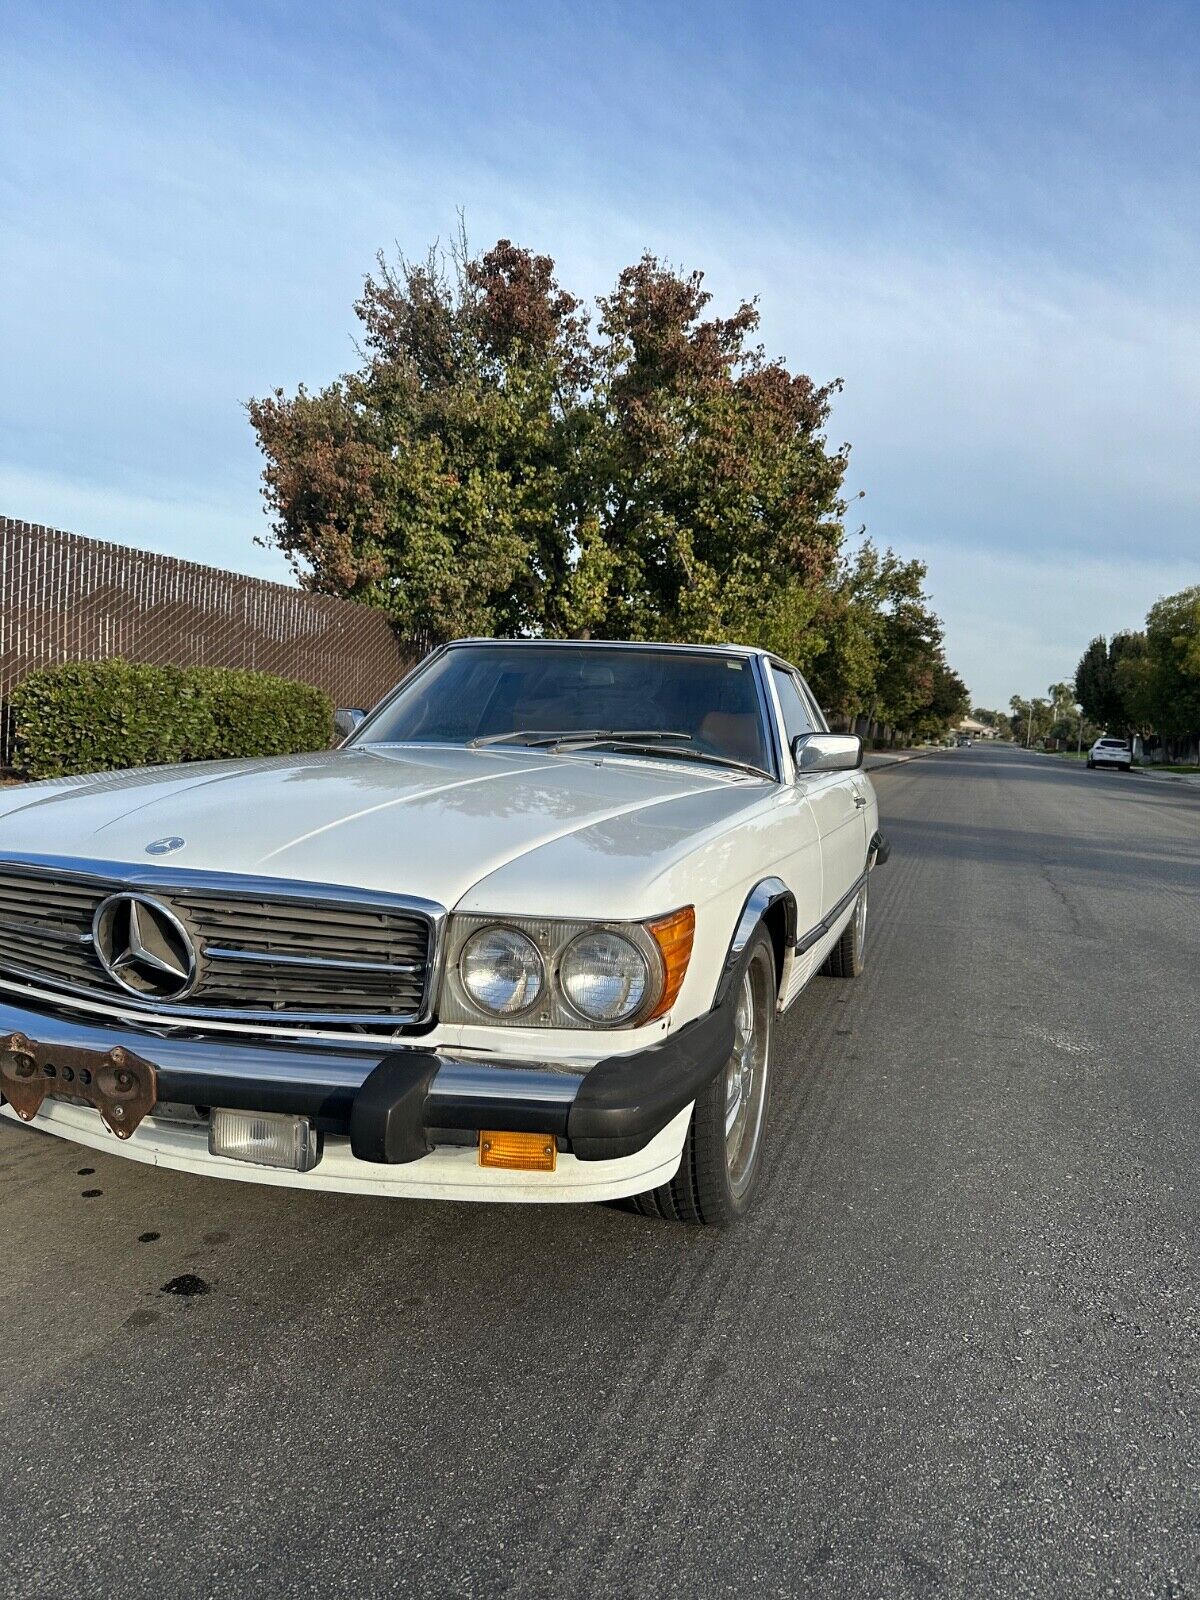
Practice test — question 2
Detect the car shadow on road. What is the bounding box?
[881,811,1199,888]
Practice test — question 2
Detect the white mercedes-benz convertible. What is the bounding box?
[0,640,887,1226]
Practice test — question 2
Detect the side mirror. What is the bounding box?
[791,732,863,774]
[333,707,366,743]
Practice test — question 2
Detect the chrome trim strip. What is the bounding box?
[753,654,789,782]
[763,652,831,734]
[794,868,868,957]
[0,853,445,918]
[714,861,871,1007]
[0,975,424,1028]
[0,919,93,947]
[0,854,447,1027]
[0,972,415,1045]
[202,946,424,976]
[714,876,795,1007]
[428,1064,583,1107]
[0,995,584,1108]
[346,642,448,745]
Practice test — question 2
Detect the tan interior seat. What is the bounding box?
[700,712,761,765]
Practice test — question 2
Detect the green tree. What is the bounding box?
[807,542,913,718]
[248,238,592,641]
[1144,586,1200,737]
[588,257,847,655]
[972,706,1014,739]
[909,658,970,741]
[249,230,971,726]
[1074,637,1115,726]
[249,235,848,655]
[806,541,951,735]
[1009,695,1057,746]
[1074,632,1148,735]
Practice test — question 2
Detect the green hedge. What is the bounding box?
[11,660,334,779]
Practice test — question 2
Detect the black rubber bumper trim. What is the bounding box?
[347,1054,582,1164]
[0,990,734,1169]
[870,829,891,865]
[154,1066,359,1125]
[350,1052,441,1164]
[566,1000,735,1162]
[345,1005,734,1167]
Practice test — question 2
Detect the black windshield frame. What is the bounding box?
[349,640,782,781]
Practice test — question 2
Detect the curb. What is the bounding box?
[1130,767,1200,788]
[863,748,942,772]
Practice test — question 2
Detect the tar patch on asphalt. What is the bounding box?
[124,1308,161,1330]
[160,1274,211,1297]
[138,1231,161,1243]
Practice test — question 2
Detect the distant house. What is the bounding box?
[952,716,995,740]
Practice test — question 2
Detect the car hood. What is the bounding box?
[0,744,767,909]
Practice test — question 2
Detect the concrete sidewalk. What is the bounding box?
[1132,765,1200,787]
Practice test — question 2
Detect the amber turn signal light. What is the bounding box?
[644,905,695,1021]
[479,1130,557,1171]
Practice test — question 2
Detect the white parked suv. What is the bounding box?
[0,640,887,1227]
[1087,736,1133,771]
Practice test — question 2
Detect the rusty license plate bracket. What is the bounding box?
[0,1032,158,1139]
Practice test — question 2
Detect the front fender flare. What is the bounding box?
[713,877,795,1009]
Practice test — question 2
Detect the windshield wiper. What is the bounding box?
[469,728,691,750]
[561,737,772,781]
[468,727,768,777]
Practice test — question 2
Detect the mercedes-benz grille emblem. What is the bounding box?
[145,836,185,856]
[93,894,198,1001]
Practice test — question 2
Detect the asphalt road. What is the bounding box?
[1,745,1196,1599]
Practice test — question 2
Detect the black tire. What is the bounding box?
[822,878,868,979]
[629,928,776,1227]
[1086,758,1094,768]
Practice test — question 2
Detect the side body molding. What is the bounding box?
[713,877,795,1009]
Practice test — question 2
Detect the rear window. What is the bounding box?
[1098,739,1129,748]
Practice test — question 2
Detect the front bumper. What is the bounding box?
[0,991,734,1167]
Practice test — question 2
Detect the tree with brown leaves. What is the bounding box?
[248,232,847,659]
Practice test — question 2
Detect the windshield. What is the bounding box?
[355,644,773,774]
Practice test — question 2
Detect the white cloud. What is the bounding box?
[0,466,291,584]
[1,2,1197,701]
[922,541,1197,708]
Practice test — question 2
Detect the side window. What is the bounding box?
[770,665,814,747]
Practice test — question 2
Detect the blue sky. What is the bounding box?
[2,0,1197,707]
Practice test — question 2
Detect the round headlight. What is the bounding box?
[559,930,650,1023]
[460,926,544,1016]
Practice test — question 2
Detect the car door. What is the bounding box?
[769,663,867,920]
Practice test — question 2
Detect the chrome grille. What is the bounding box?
[0,858,436,1025]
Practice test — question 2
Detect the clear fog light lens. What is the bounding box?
[560,931,649,1023]
[460,926,544,1015]
[209,1108,319,1172]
